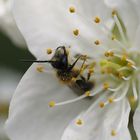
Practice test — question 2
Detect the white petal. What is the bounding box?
[131,25,140,51]
[0,0,26,47]
[5,64,92,140]
[133,78,140,139]
[0,117,8,140]
[13,0,112,59]
[62,96,131,140]
[104,0,140,43]
[0,67,21,103]
[134,107,140,139]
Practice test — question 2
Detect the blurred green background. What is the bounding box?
[0,31,34,73]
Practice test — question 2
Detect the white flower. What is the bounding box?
[5,0,140,140]
[0,0,26,47]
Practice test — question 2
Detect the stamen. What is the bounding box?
[49,101,56,108]
[115,54,136,66]
[117,67,130,72]
[113,38,126,49]
[99,102,105,108]
[90,87,103,96]
[104,83,125,105]
[36,66,44,72]
[104,51,114,57]
[113,82,129,102]
[85,91,91,97]
[69,6,76,13]
[83,93,109,117]
[94,40,101,45]
[103,82,110,90]
[75,119,84,126]
[111,35,116,40]
[127,62,137,70]
[94,16,101,23]
[54,94,87,106]
[108,84,123,92]
[108,97,114,103]
[104,51,110,57]
[73,29,79,36]
[115,99,126,132]
[50,87,103,107]
[46,48,52,55]
[111,130,117,136]
[122,76,131,81]
[93,14,126,50]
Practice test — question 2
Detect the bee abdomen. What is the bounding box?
[76,80,94,92]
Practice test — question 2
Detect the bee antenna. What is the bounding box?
[20,59,54,63]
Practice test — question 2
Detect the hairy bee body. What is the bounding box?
[57,69,79,83]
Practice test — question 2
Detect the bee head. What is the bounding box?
[50,46,69,70]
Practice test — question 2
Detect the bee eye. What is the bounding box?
[50,46,68,70]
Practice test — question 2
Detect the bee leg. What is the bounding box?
[80,75,86,81]
[87,73,91,81]
[20,59,54,63]
[79,58,87,75]
[68,56,82,70]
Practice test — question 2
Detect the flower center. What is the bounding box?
[100,52,137,80]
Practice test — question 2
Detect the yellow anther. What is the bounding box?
[121,54,127,61]
[99,102,105,108]
[112,10,117,16]
[108,97,114,103]
[118,72,124,79]
[85,91,91,97]
[105,51,114,57]
[76,119,83,125]
[109,51,114,57]
[73,29,79,36]
[94,40,100,45]
[89,68,94,74]
[36,66,44,72]
[111,35,116,40]
[104,51,110,57]
[127,62,134,68]
[46,48,52,54]
[69,6,76,13]
[111,130,117,136]
[94,16,101,23]
[103,82,110,90]
[49,101,56,108]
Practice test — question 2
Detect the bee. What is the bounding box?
[23,46,94,93]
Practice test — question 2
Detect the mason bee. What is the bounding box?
[23,46,94,93]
